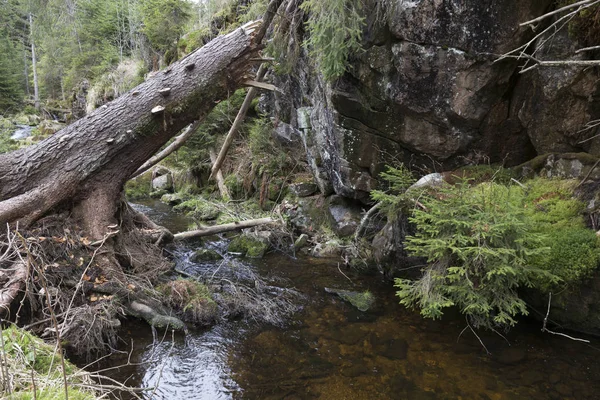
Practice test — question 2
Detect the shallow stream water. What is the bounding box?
[99,200,600,399]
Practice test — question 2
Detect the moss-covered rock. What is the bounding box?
[173,197,221,220]
[325,288,375,311]
[159,279,218,326]
[161,192,188,206]
[228,234,269,258]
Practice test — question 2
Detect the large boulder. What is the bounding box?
[511,28,600,156]
[268,0,583,202]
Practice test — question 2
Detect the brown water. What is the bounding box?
[101,202,600,399]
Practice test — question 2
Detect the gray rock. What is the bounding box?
[270,0,559,201]
[409,173,444,190]
[293,233,309,250]
[273,121,302,146]
[327,195,362,237]
[289,181,319,197]
[152,173,173,191]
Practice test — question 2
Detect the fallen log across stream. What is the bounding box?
[173,217,277,241]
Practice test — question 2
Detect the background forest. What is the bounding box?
[0,0,263,113]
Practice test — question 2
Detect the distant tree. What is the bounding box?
[0,31,25,112]
[139,0,192,68]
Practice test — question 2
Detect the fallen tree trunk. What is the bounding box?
[209,147,231,200]
[0,21,264,238]
[131,120,201,179]
[209,63,268,180]
[173,217,276,241]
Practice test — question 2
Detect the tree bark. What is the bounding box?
[28,14,39,111]
[0,21,263,239]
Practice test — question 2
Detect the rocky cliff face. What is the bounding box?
[269,0,600,201]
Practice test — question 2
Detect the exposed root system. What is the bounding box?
[0,210,182,360]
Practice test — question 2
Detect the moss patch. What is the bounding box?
[1,325,96,399]
[228,234,269,258]
[524,178,600,286]
[159,279,218,326]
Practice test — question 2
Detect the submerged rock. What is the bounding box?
[190,248,223,263]
[324,287,375,311]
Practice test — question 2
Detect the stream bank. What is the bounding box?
[95,201,600,400]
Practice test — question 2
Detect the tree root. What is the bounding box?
[0,261,27,316]
[124,301,185,331]
[0,210,184,358]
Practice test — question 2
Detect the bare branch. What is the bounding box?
[541,293,591,343]
[520,0,598,27]
[576,45,600,53]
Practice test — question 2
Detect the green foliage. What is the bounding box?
[299,0,365,80]
[223,174,246,201]
[139,0,192,55]
[1,325,96,399]
[451,165,516,185]
[247,118,291,176]
[0,35,24,111]
[0,120,19,154]
[86,59,145,111]
[370,165,416,217]
[396,181,554,329]
[237,0,268,24]
[167,89,247,170]
[178,27,212,54]
[386,173,600,330]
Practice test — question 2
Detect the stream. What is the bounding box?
[98,200,600,399]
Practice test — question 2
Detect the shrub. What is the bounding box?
[385,172,600,330]
[159,279,218,325]
[247,118,290,176]
[395,181,555,329]
[370,165,416,218]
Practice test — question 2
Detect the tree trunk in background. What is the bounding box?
[29,14,39,111]
[0,22,263,239]
[22,39,30,97]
